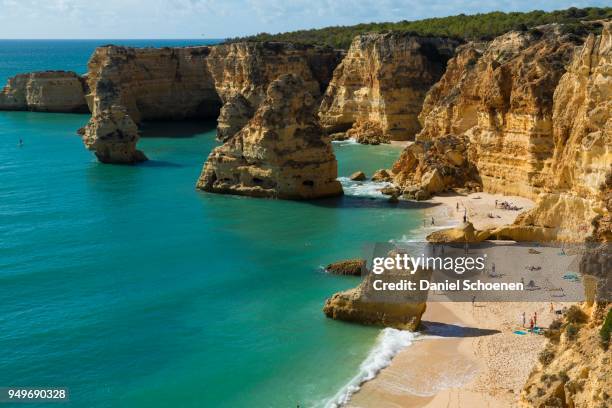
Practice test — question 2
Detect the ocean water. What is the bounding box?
[0,41,422,407]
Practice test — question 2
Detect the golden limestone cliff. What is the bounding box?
[516,24,612,242]
[207,42,341,142]
[80,43,340,163]
[81,45,219,163]
[318,33,458,143]
[196,74,343,199]
[0,71,88,112]
[394,23,611,242]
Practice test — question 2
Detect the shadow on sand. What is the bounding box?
[421,321,500,338]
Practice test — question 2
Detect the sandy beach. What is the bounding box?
[347,192,565,408]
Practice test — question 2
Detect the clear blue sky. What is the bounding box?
[0,0,608,39]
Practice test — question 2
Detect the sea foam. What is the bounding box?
[337,177,391,199]
[323,328,419,407]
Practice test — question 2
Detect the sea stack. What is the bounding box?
[318,33,458,142]
[80,105,146,164]
[197,74,343,199]
[0,71,88,112]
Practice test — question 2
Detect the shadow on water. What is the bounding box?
[421,321,500,338]
[140,160,185,168]
[139,120,217,139]
[306,195,442,210]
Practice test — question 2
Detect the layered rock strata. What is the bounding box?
[319,33,458,142]
[0,71,88,112]
[196,74,343,199]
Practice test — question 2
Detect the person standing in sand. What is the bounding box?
[550,303,554,314]
[522,312,526,327]
[534,312,537,327]
[529,318,534,332]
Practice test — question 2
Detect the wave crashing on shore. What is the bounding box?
[323,328,419,407]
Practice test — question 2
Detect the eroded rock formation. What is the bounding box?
[207,42,341,141]
[0,71,88,112]
[394,23,612,241]
[196,74,343,199]
[79,42,340,163]
[80,105,145,164]
[319,33,458,142]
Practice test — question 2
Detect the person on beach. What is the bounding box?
[456,202,459,211]
[529,318,534,332]
[522,312,526,327]
[431,217,434,225]
[472,295,476,308]
[495,199,498,208]
[534,312,537,327]
[550,303,554,313]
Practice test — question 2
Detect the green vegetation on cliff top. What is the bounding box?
[229,7,612,48]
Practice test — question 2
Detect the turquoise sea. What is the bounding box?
[0,41,422,407]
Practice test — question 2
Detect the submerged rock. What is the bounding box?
[196,74,343,199]
[0,71,88,112]
[371,169,392,182]
[350,171,367,181]
[325,259,366,276]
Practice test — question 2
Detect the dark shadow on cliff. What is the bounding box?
[421,321,500,338]
[305,195,441,210]
[140,120,217,138]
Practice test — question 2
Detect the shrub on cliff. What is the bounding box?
[565,305,587,324]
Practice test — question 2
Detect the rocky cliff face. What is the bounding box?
[515,24,612,242]
[207,42,341,141]
[80,42,340,163]
[394,23,611,241]
[0,71,88,112]
[318,33,458,142]
[196,74,343,199]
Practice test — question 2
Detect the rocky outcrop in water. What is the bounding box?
[79,42,340,163]
[80,105,145,164]
[323,250,429,330]
[196,74,343,199]
[318,33,458,142]
[394,23,612,241]
[0,71,88,112]
[325,259,366,276]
